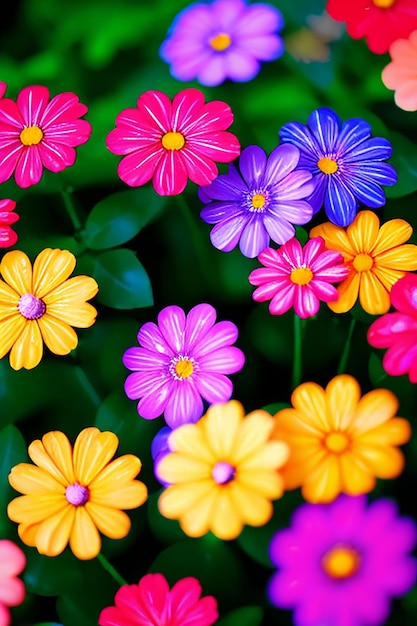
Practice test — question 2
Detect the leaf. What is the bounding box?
[0,424,28,535]
[24,551,82,597]
[262,403,291,415]
[216,606,264,626]
[386,131,417,198]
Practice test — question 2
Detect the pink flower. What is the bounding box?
[0,199,19,248]
[106,88,241,196]
[0,540,26,626]
[368,273,417,382]
[0,83,7,99]
[0,85,92,188]
[248,236,349,318]
[382,30,417,111]
[98,573,218,626]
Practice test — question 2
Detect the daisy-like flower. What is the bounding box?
[278,108,397,226]
[272,374,411,503]
[157,400,290,540]
[0,248,99,370]
[248,236,349,318]
[99,573,218,626]
[310,210,417,315]
[199,144,315,258]
[368,273,417,382]
[159,0,284,87]
[123,303,245,428]
[7,427,148,560]
[106,88,240,196]
[326,0,417,55]
[0,199,19,248]
[0,83,6,99]
[0,85,92,188]
[268,495,417,626]
[382,30,417,112]
[0,540,26,626]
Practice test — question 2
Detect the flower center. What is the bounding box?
[251,193,266,209]
[169,355,195,380]
[322,545,361,579]
[290,267,314,285]
[373,0,396,8]
[20,125,44,146]
[18,294,46,320]
[161,131,185,151]
[212,461,235,484]
[317,157,338,174]
[209,32,232,51]
[65,483,89,506]
[353,253,373,272]
[325,432,350,453]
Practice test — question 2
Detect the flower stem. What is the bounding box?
[97,552,127,587]
[61,187,82,233]
[337,317,357,375]
[292,314,303,389]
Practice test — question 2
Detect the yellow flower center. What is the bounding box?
[317,157,338,175]
[168,355,196,381]
[290,267,314,285]
[252,193,266,209]
[161,131,185,151]
[209,32,232,51]
[212,461,235,484]
[322,545,361,579]
[65,483,89,506]
[353,253,373,272]
[17,293,46,320]
[20,125,44,146]
[373,0,396,8]
[325,431,350,453]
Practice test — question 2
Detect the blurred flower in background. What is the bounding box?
[382,30,417,111]
[0,199,19,248]
[0,540,26,626]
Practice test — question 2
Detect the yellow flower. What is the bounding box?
[0,248,98,370]
[157,400,289,540]
[310,210,417,314]
[272,374,411,504]
[7,427,148,560]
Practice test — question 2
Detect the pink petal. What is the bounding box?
[106,126,160,155]
[234,4,284,36]
[239,34,283,60]
[0,577,25,606]
[136,90,172,134]
[368,313,416,348]
[269,282,296,315]
[117,147,164,188]
[294,285,320,318]
[38,141,76,172]
[41,92,88,127]
[157,305,186,353]
[213,0,246,27]
[197,55,229,86]
[185,100,234,135]
[195,371,233,404]
[187,131,240,163]
[17,85,50,126]
[198,346,244,373]
[0,143,22,184]
[390,274,417,316]
[180,146,218,186]
[252,277,290,302]
[14,146,43,188]
[43,119,92,147]
[310,280,340,302]
[224,49,260,81]
[153,151,189,196]
[171,88,206,132]
[0,99,24,129]
[0,541,26,577]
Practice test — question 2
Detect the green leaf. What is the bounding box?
[24,551,82,597]
[216,606,264,626]
[262,403,291,415]
[386,131,417,198]
[0,424,28,535]
[93,248,153,309]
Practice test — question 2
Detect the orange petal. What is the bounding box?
[37,314,78,355]
[326,375,360,430]
[90,454,142,490]
[9,321,44,370]
[44,276,98,328]
[238,440,289,472]
[155,453,210,483]
[346,210,380,253]
[32,249,76,299]
[210,489,243,539]
[18,521,41,547]
[0,314,25,360]
[353,445,405,479]
[69,506,101,560]
[0,250,32,294]
[351,388,399,434]
[73,428,119,485]
[290,382,328,431]
[301,455,341,503]
[8,464,65,495]
[176,488,219,538]
[358,271,390,314]
[355,418,411,446]
[338,453,375,495]
[309,222,356,259]
[328,271,360,313]
[272,409,324,437]
[281,446,327,490]
[375,244,417,271]
[158,481,214,519]
[35,506,75,557]
[7,493,67,524]
[371,219,413,256]
[237,469,284,499]
[86,502,131,539]
[29,431,75,485]
[371,265,405,291]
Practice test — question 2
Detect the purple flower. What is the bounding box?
[123,303,245,428]
[151,426,172,486]
[268,495,417,626]
[159,0,284,87]
[199,144,314,258]
[279,107,397,227]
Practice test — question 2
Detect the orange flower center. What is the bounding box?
[325,431,350,453]
[212,461,235,484]
[252,193,266,210]
[373,0,396,8]
[65,483,89,506]
[209,32,232,51]
[353,253,373,272]
[169,356,195,380]
[290,267,314,285]
[317,157,338,174]
[20,125,44,146]
[161,131,185,151]
[322,545,361,579]
[18,293,46,320]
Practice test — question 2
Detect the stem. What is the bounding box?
[337,317,357,375]
[61,187,82,233]
[97,552,127,587]
[292,314,303,389]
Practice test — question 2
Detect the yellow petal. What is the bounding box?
[35,506,75,557]
[0,250,32,294]
[326,375,360,431]
[238,469,284,499]
[210,489,243,540]
[158,481,214,519]
[238,440,289,472]
[371,265,405,291]
[90,455,146,507]
[353,445,405,478]
[301,455,341,503]
[157,453,210,483]
[371,219,413,256]
[0,279,19,306]
[328,271,360,313]
[44,276,98,328]
[374,244,417,271]
[352,388,399,434]
[73,428,119,485]
[69,506,101,560]
[338,453,375,495]
[29,431,75,485]
[9,321,44,370]
[32,249,76,299]
[0,314,25,360]
[309,222,356,259]
[230,482,274,527]
[272,409,323,437]
[18,521,40,547]
[7,493,67,524]
[346,210,380,253]
[8,464,65,495]
[168,424,216,463]
[358,271,390,315]
[37,314,78,355]
[229,410,275,464]
[289,382,329,431]
[177,488,219,538]
[201,400,243,458]
[355,417,411,446]
[86,502,131,539]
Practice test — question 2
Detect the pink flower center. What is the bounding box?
[353,253,373,272]
[18,294,46,320]
[322,544,361,579]
[317,156,338,174]
[290,267,313,285]
[161,131,185,150]
[209,32,232,51]
[373,0,396,7]
[65,483,89,506]
[169,355,196,380]
[20,125,44,146]
[212,461,235,484]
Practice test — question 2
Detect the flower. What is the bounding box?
[0,540,26,626]
[326,0,417,54]
[0,199,19,248]
[159,0,284,87]
[0,86,91,188]
[278,108,397,226]
[199,144,315,258]
[310,210,417,315]
[99,573,218,626]
[123,303,245,428]
[268,495,417,626]
[272,374,411,503]
[248,236,349,318]
[0,248,99,370]
[382,30,417,111]
[0,83,6,99]
[368,273,417,382]
[157,400,289,539]
[106,88,240,196]
[7,427,148,560]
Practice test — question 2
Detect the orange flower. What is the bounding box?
[382,30,417,112]
[272,375,411,503]
[310,210,417,314]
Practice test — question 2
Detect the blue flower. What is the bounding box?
[278,108,397,227]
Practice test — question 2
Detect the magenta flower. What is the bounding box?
[123,303,245,428]
[268,495,417,626]
[248,236,349,318]
[0,86,92,188]
[160,0,284,87]
[0,199,19,248]
[0,83,6,99]
[106,88,241,196]
[99,573,218,626]
[0,539,26,626]
[368,273,417,383]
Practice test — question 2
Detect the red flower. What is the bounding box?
[0,199,19,248]
[326,0,417,54]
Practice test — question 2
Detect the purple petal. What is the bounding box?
[242,35,284,61]
[325,176,359,226]
[308,108,341,153]
[137,381,172,420]
[224,49,261,82]
[198,346,244,373]
[184,303,217,352]
[200,201,243,224]
[343,137,392,163]
[239,215,270,257]
[263,214,296,245]
[209,213,249,251]
[234,4,284,37]
[199,164,246,201]
[194,320,239,357]
[342,174,387,208]
[279,121,321,159]
[269,199,313,225]
[238,145,267,187]
[264,144,300,185]
[123,346,169,371]
[124,370,168,400]
[157,305,186,352]
[137,321,173,356]
[195,371,233,404]
[336,118,371,157]
[273,169,314,201]
[163,382,204,427]
[307,174,327,214]
[197,54,229,87]
[347,162,397,186]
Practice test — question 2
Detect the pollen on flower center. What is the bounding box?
[65,483,89,506]
[209,32,232,51]
[20,125,44,146]
[373,0,396,8]
[169,355,195,380]
[162,131,185,151]
[212,461,235,484]
[290,267,314,285]
[252,193,266,209]
[322,545,361,579]
[353,253,373,272]
[325,432,350,453]
[18,294,46,320]
[317,157,338,175]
